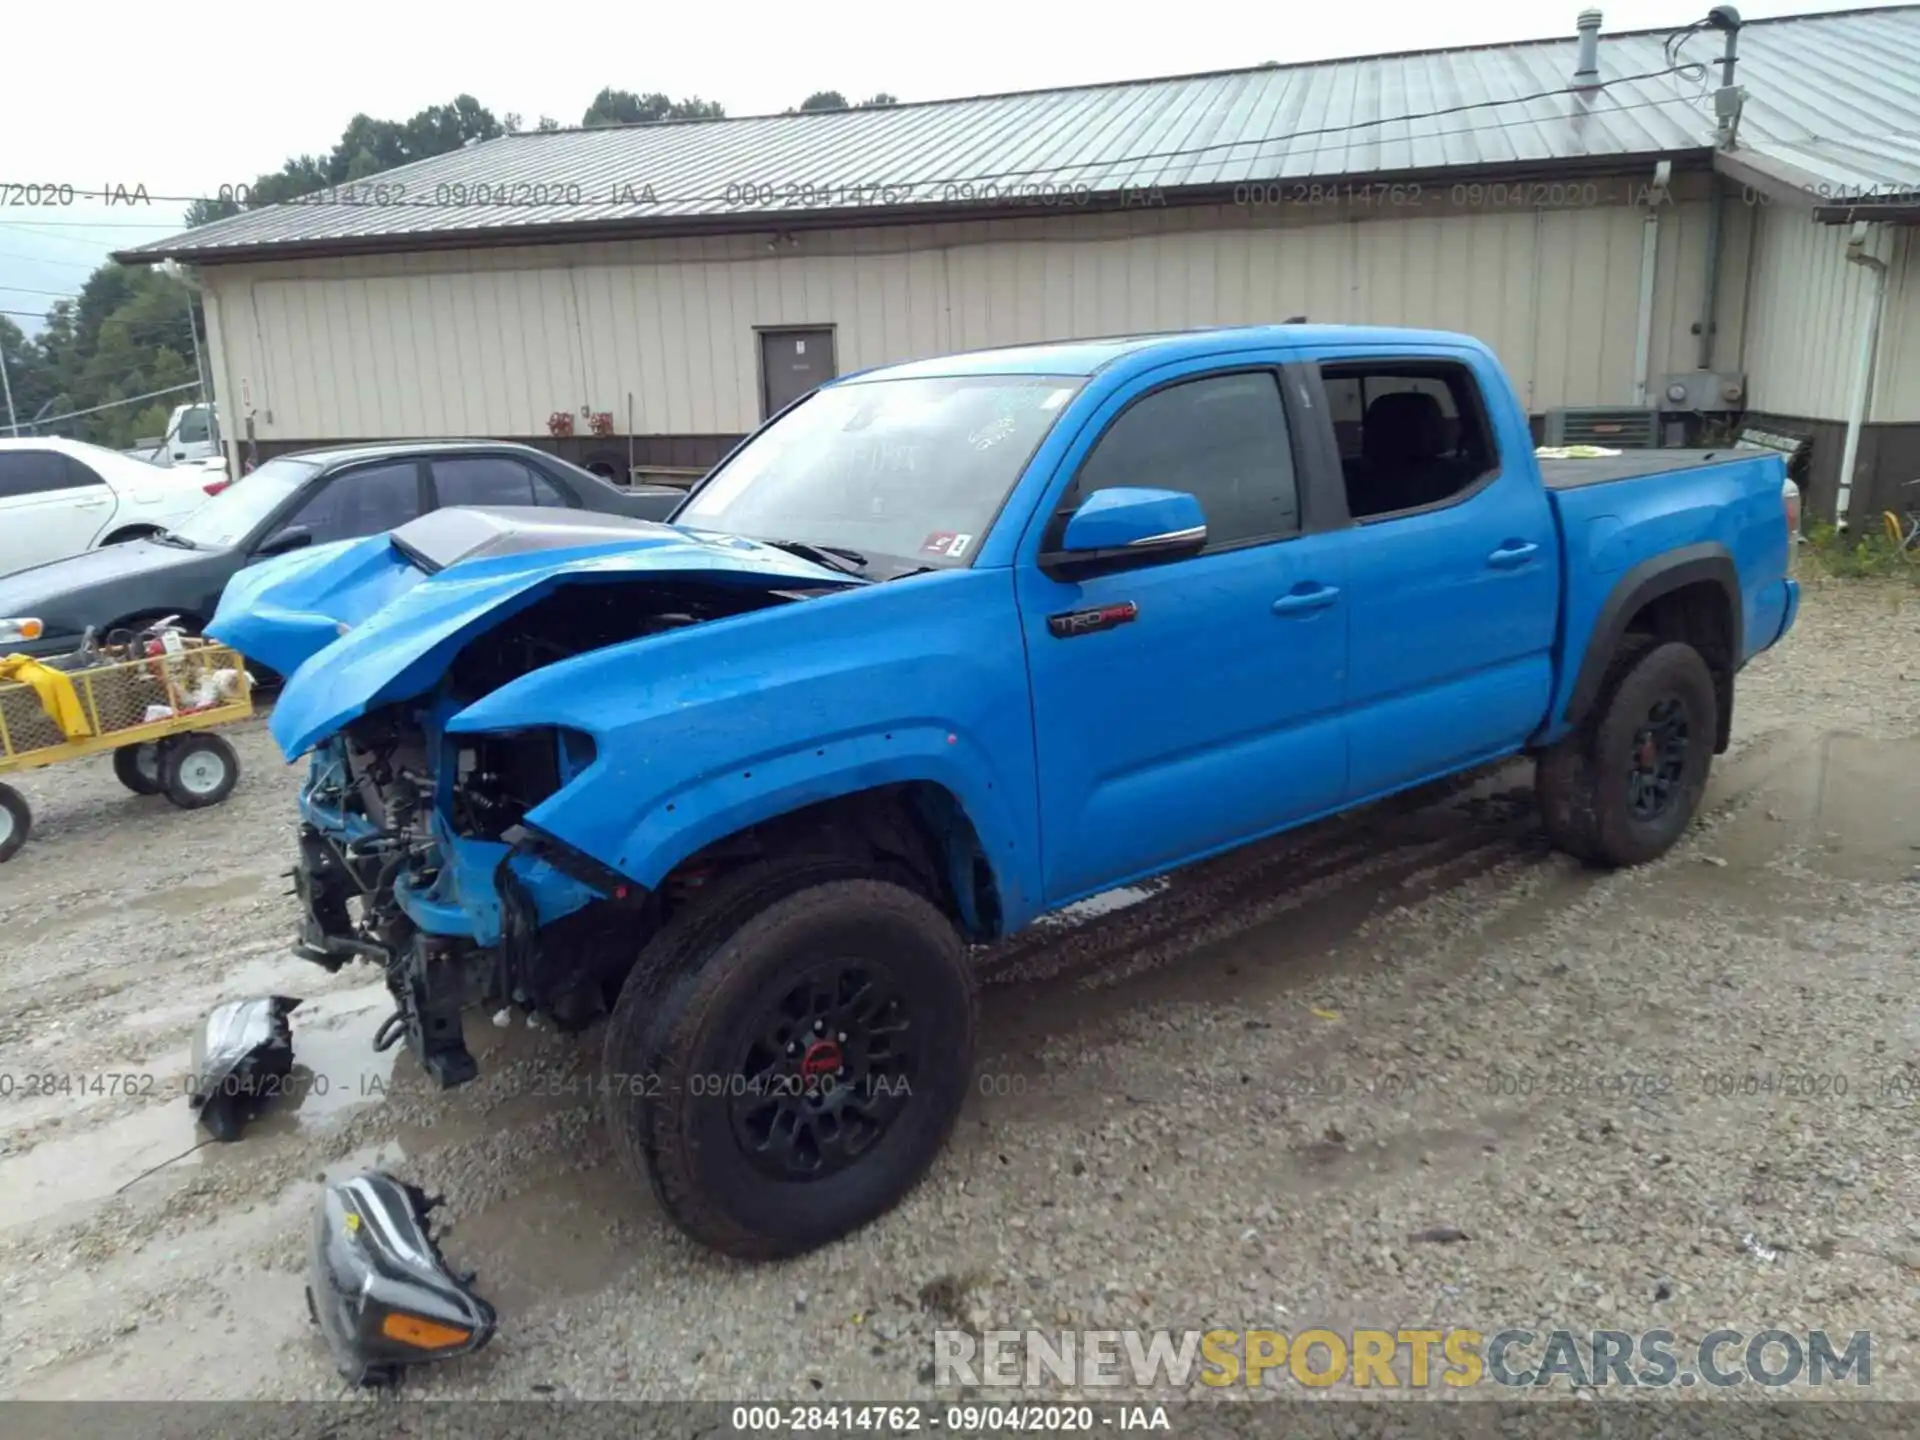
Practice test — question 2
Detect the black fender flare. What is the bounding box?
[1563,542,1742,735]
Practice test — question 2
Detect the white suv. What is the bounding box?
[0,438,222,579]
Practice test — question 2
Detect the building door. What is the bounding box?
[759,329,837,418]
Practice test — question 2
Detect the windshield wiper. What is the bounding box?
[759,539,869,576]
[148,529,198,549]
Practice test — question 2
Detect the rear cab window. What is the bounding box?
[1318,360,1499,521]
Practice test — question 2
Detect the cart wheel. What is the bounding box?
[0,782,30,863]
[113,742,166,796]
[161,734,241,810]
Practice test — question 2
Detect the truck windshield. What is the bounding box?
[175,406,212,444]
[171,458,322,549]
[676,375,1085,570]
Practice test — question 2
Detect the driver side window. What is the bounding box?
[1067,372,1300,550]
[285,461,425,544]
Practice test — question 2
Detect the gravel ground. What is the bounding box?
[1,576,1916,1410]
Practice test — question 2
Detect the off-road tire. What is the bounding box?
[114,742,166,795]
[1536,638,1717,868]
[160,732,241,810]
[602,863,975,1260]
[0,782,30,863]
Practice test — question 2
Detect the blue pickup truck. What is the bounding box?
[213,324,1798,1263]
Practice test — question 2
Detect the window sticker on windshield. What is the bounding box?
[921,531,973,557]
[969,415,1017,450]
[1041,388,1075,411]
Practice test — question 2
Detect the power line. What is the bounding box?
[11,61,1716,225]
[1,307,193,338]
[0,221,147,250]
[0,218,187,230]
[26,380,201,427]
[0,249,101,270]
[0,283,77,298]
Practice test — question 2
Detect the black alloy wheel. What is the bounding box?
[1625,695,1691,821]
[728,962,916,1182]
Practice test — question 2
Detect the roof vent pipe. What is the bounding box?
[1573,9,1604,88]
[1706,5,1744,146]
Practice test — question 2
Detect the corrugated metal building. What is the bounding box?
[122,5,1920,523]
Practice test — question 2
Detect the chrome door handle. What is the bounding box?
[1487,541,1539,569]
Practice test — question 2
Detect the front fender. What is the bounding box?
[590,723,1022,905]
[446,569,1045,929]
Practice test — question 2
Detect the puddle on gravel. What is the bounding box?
[1802,734,1920,881]
[436,1163,647,1310]
[250,982,401,1133]
[5,1140,410,1401]
[0,985,400,1232]
[122,949,354,1035]
[2,1097,207,1232]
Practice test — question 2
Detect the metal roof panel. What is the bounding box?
[117,6,1920,263]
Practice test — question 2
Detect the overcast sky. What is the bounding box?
[1,0,1905,334]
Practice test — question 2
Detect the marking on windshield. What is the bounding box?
[1041,388,1074,410]
[969,415,1017,450]
[921,531,972,558]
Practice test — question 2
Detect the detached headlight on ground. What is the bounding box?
[188,995,300,1141]
[306,1170,496,1386]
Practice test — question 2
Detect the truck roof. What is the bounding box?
[843,324,1486,382]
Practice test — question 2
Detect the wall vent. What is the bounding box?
[1543,406,1660,448]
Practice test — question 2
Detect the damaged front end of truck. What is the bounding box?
[210,506,863,1086]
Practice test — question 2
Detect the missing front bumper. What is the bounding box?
[306,1170,496,1386]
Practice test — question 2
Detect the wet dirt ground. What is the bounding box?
[0,578,1916,1404]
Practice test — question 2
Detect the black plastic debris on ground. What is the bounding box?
[187,994,301,1141]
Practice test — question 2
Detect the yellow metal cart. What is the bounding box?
[0,637,254,863]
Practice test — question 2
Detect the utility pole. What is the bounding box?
[0,342,17,435]
[186,284,210,414]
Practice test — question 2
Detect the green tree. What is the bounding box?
[184,96,506,227]
[4,266,209,448]
[581,88,725,126]
[0,316,57,433]
[793,91,897,113]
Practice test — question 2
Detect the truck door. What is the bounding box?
[1015,361,1350,905]
[1304,350,1560,798]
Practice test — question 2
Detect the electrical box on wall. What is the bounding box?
[1660,371,1747,412]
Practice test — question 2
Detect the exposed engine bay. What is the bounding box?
[289,578,802,1085]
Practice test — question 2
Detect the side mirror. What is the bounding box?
[1040,487,1207,578]
[254,525,314,559]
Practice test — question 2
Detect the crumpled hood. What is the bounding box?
[210,533,424,676]
[217,509,860,759]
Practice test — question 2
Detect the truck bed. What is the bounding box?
[1538,448,1763,490]
[1537,444,1794,751]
